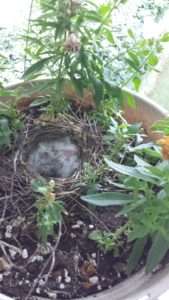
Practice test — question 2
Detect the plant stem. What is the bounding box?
[24,0,34,71]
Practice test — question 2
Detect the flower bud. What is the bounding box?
[63,33,81,52]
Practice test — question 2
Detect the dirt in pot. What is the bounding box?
[0,106,167,300]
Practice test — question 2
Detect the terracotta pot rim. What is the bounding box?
[4,78,168,115]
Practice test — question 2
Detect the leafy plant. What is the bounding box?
[31,177,65,246]
[22,0,168,116]
[0,99,22,151]
[80,130,169,275]
[89,225,127,256]
[0,118,11,148]
[104,154,169,274]
[83,162,99,184]
[103,115,143,161]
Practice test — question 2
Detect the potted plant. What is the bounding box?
[0,1,169,300]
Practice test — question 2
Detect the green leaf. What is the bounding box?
[160,32,169,42]
[128,123,142,134]
[128,51,139,67]
[134,155,151,167]
[29,98,49,107]
[105,29,115,44]
[69,75,84,98]
[116,198,146,217]
[123,91,136,109]
[31,177,49,195]
[90,75,104,106]
[99,3,111,16]
[148,56,159,67]
[125,58,141,72]
[143,148,162,159]
[105,158,158,184]
[145,166,163,177]
[89,230,103,241]
[80,192,133,206]
[128,226,149,242]
[127,236,147,276]
[128,142,154,152]
[133,77,141,91]
[128,29,135,39]
[22,58,50,79]
[146,232,169,274]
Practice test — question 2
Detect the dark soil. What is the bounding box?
[0,105,167,300]
[0,204,130,300]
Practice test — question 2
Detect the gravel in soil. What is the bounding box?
[0,108,168,300]
[0,205,129,300]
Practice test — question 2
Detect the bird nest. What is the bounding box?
[0,114,104,217]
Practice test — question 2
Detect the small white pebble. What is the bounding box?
[90,258,97,267]
[30,256,37,263]
[97,284,102,291]
[9,249,17,259]
[117,271,121,278]
[6,225,12,232]
[89,276,99,285]
[71,224,80,229]
[59,283,65,289]
[47,292,57,299]
[56,275,62,284]
[76,220,84,226]
[70,213,75,217]
[36,287,41,294]
[88,224,94,230]
[63,269,69,278]
[18,281,23,286]
[39,279,45,287]
[5,231,12,239]
[5,225,12,238]
[108,285,112,289]
[36,255,43,262]
[70,233,76,239]
[101,276,105,282]
[64,276,71,283]
[91,253,96,259]
[22,249,28,259]
[25,280,30,284]
[0,273,3,282]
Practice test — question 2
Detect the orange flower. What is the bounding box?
[157,136,169,160]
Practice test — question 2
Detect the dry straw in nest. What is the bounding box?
[0,113,104,217]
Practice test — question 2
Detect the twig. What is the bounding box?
[0,242,23,271]
[0,241,21,254]
[2,193,8,219]
[25,223,62,300]
[44,222,62,283]
[13,150,19,174]
[24,0,34,71]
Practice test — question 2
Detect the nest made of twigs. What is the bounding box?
[0,113,105,217]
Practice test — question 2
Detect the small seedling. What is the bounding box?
[31,177,65,246]
[89,226,126,257]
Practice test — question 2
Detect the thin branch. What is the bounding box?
[24,0,34,71]
[25,222,62,300]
